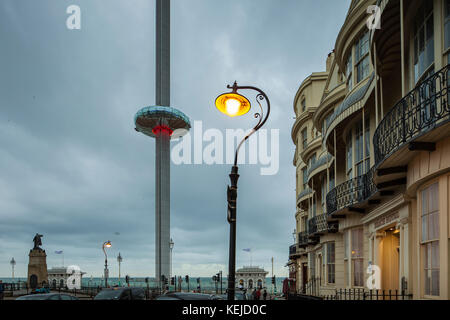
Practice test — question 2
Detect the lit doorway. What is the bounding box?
[379,227,400,291]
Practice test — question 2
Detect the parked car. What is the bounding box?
[155,292,217,300]
[16,293,79,300]
[94,287,146,300]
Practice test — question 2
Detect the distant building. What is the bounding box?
[236,266,268,290]
[48,267,85,288]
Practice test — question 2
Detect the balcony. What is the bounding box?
[297,188,312,207]
[307,153,333,183]
[307,214,339,237]
[289,244,298,259]
[373,64,450,187]
[298,231,309,248]
[326,166,377,218]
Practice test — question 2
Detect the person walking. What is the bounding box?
[256,288,261,300]
[263,288,267,300]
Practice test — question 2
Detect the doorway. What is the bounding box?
[380,227,400,291]
[29,274,37,289]
[301,263,308,294]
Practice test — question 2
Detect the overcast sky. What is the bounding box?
[0,0,351,278]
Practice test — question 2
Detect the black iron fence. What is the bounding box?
[374,64,450,166]
[324,288,413,300]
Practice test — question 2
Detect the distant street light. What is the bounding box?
[102,241,112,288]
[10,257,16,282]
[215,81,271,300]
[169,238,174,280]
[117,252,123,286]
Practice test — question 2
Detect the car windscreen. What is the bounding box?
[94,290,124,300]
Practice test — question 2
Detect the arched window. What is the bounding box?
[257,279,263,289]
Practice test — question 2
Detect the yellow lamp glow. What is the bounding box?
[215,92,251,117]
[104,241,112,248]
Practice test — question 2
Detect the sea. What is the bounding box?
[0,276,284,292]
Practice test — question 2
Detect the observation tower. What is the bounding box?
[134,0,190,289]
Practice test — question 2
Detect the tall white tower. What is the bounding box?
[134,0,190,290]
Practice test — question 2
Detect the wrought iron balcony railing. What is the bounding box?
[326,166,377,216]
[307,213,339,236]
[298,231,309,247]
[374,64,450,166]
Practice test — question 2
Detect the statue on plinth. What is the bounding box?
[33,233,43,250]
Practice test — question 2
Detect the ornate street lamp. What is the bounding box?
[117,252,123,286]
[102,241,112,288]
[215,81,271,300]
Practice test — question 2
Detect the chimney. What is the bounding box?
[326,50,335,73]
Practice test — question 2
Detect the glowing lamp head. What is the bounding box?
[104,241,112,248]
[215,92,251,117]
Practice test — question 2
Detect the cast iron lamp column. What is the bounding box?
[102,241,112,288]
[215,82,271,300]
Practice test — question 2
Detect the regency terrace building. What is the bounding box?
[289,0,450,300]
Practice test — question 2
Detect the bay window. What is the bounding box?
[327,242,336,284]
[346,131,353,179]
[421,183,439,297]
[351,228,364,287]
[302,128,308,150]
[446,0,450,53]
[414,1,434,83]
[344,228,364,287]
[302,167,308,191]
[355,31,370,83]
[346,53,353,91]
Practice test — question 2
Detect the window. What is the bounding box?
[364,117,370,173]
[355,116,370,177]
[346,117,370,180]
[355,121,364,177]
[421,183,439,296]
[321,177,327,214]
[346,131,353,179]
[302,128,308,150]
[322,111,334,135]
[308,154,316,169]
[344,231,349,286]
[329,170,335,191]
[302,167,308,190]
[351,228,364,287]
[346,53,353,91]
[311,196,317,217]
[414,1,434,83]
[301,98,306,112]
[445,0,450,51]
[327,242,335,284]
[355,32,370,83]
